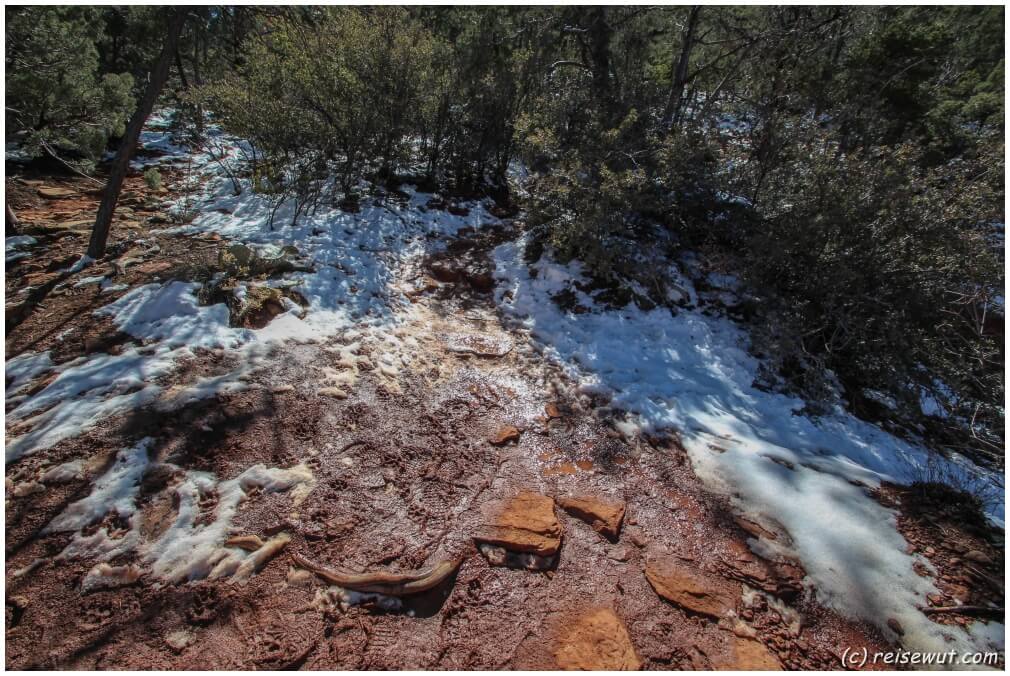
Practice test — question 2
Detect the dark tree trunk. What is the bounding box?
[174,46,189,91]
[663,6,702,130]
[87,9,187,260]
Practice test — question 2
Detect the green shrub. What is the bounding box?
[143,167,162,191]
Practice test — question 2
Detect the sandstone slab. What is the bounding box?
[475,492,561,557]
[37,186,77,199]
[554,608,641,670]
[645,557,735,618]
[558,495,626,540]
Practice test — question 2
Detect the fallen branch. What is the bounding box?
[291,551,462,595]
[921,605,1004,617]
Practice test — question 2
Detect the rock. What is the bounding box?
[37,186,77,199]
[545,403,562,419]
[233,286,286,328]
[447,204,470,217]
[645,557,736,618]
[927,593,945,607]
[490,425,521,446]
[475,491,562,557]
[607,546,631,562]
[165,628,194,653]
[713,637,782,670]
[554,608,641,670]
[557,495,626,540]
[964,549,992,565]
[886,618,904,636]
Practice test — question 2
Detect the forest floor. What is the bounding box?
[4,119,1004,670]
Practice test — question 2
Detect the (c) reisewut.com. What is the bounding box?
[841,647,1003,668]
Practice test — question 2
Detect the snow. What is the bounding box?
[72,275,107,288]
[493,235,1004,658]
[41,459,85,483]
[144,462,312,583]
[44,439,153,533]
[6,113,503,463]
[98,281,249,349]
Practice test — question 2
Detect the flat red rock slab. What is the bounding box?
[557,495,626,539]
[711,636,782,670]
[644,556,737,619]
[554,607,641,670]
[475,491,562,557]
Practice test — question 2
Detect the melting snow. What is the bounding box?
[493,234,1004,658]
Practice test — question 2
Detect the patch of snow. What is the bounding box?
[45,439,153,533]
[6,235,37,251]
[67,255,95,273]
[41,459,85,483]
[492,235,1004,658]
[98,281,249,349]
[5,350,53,396]
[73,275,107,288]
[145,463,312,583]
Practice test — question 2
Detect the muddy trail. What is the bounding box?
[4,161,1002,670]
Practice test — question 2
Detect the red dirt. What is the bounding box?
[4,167,904,670]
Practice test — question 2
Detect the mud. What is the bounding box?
[4,168,903,670]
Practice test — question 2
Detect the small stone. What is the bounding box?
[964,550,992,565]
[927,593,945,606]
[554,608,641,670]
[545,402,562,419]
[607,546,631,562]
[886,618,904,636]
[165,629,194,653]
[557,495,626,540]
[645,557,736,619]
[490,425,521,446]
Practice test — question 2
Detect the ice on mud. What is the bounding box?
[492,234,1004,658]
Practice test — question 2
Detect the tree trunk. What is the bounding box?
[87,9,187,260]
[662,6,701,130]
